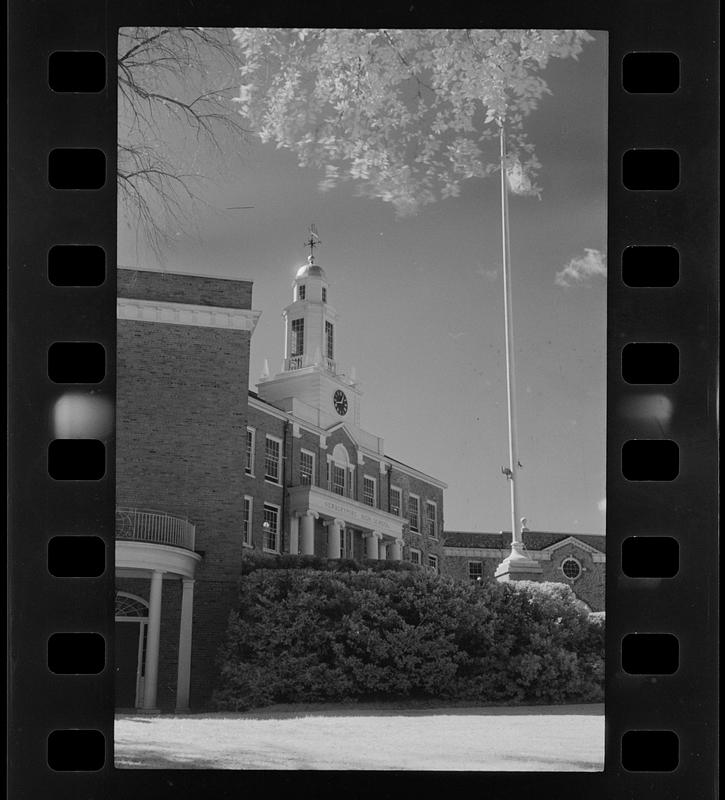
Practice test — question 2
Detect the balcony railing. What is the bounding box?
[285,355,337,374]
[115,507,196,551]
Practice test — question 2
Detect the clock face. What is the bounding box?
[333,389,348,416]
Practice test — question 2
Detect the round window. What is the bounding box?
[561,557,581,581]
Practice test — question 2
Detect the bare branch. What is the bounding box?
[117,26,249,256]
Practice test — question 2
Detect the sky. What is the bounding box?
[118,30,608,535]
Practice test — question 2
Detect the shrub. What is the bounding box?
[239,552,423,576]
[213,569,604,711]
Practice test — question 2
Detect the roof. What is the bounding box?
[444,530,606,553]
[295,261,326,280]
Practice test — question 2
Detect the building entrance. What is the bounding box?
[114,592,148,709]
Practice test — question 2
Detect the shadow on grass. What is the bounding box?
[116,702,604,723]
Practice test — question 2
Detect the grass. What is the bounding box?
[115,701,604,770]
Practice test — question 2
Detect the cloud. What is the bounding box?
[597,497,606,514]
[555,248,607,288]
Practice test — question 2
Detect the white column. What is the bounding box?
[300,511,316,555]
[142,569,163,710]
[289,515,300,555]
[175,578,194,712]
[326,518,343,559]
[390,539,403,561]
[379,542,388,561]
[365,531,381,560]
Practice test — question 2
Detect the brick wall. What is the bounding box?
[243,405,287,553]
[388,466,445,570]
[118,268,253,309]
[117,269,252,709]
[442,548,605,612]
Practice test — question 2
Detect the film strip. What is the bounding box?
[7,2,718,797]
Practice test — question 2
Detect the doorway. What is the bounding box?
[115,592,148,709]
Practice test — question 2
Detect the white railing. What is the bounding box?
[285,355,337,373]
[115,507,196,551]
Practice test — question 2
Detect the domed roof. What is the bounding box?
[295,258,326,280]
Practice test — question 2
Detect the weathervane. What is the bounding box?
[304,224,321,264]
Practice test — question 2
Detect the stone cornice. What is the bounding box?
[118,298,261,332]
[288,484,404,539]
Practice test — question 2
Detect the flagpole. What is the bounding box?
[498,122,527,561]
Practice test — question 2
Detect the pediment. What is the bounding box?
[324,421,360,448]
[540,535,605,556]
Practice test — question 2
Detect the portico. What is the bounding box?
[115,507,202,712]
[287,484,405,559]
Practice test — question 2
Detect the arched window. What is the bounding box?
[330,444,350,497]
[115,592,149,618]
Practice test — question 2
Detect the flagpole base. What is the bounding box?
[494,546,543,582]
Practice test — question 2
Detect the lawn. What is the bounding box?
[115,702,604,770]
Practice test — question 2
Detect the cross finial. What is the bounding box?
[304,224,321,264]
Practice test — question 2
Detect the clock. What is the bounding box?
[333,389,348,416]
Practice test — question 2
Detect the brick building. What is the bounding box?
[114,258,446,713]
[443,530,606,611]
[246,258,446,569]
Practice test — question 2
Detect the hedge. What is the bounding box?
[239,551,421,575]
[213,568,604,711]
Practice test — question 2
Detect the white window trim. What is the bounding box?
[362,474,376,507]
[264,434,283,485]
[291,317,305,356]
[428,554,439,572]
[409,548,422,565]
[390,485,402,516]
[560,555,583,581]
[262,502,281,553]
[243,496,254,548]
[408,493,420,533]
[245,427,256,476]
[331,462,347,497]
[300,448,316,486]
[425,500,438,539]
[325,320,334,360]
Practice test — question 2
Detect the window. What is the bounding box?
[300,449,314,485]
[468,561,483,582]
[322,287,327,303]
[291,318,304,356]
[263,504,280,552]
[300,449,314,486]
[425,501,438,538]
[297,284,306,301]
[363,476,376,507]
[408,495,420,532]
[243,497,253,547]
[245,427,255,475]
[264,436,282,483]
[390,487,402,516]
[332,464,346,496]
[428,554,439,572]
[410,548,421,565]
[325,321,334,359]
[561,557,582,581]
